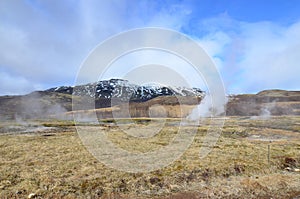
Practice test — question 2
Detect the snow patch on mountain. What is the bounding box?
[47,79,205,102]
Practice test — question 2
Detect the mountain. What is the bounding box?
[48,79,203,102]
[1,79,299,120]
[0,79,204,120]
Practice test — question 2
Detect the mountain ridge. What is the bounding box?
[0,79,204,120]
[0,79,300,120]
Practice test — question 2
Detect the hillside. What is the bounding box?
[226,89,300,116]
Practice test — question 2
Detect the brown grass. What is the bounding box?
[0,116,299,198]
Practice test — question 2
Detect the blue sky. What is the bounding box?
[0,0,300,95]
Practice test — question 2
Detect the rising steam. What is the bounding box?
[187,95,228,121]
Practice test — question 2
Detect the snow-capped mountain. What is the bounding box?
[0,79,205,120]
[47,79,205,102]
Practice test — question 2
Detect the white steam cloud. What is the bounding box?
[187,95,228,121]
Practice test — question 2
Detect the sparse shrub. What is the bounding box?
[282,157,298,168]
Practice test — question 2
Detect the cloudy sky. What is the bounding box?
[1,0,300,95]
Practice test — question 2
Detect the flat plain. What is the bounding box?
[0,116,299,198]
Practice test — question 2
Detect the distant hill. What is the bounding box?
[226,89,300,116]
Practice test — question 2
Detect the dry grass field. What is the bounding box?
[0,116,300,198]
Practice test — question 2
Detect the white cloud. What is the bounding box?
[147,4,192,30]
[191,16,300,93]
[0,71,42,95]
[102,49,207,89]
[0,1,142,94]
[195,31,232,72]
[0,1,299,95]
[0,1,193,95]
[236,21,300,92]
